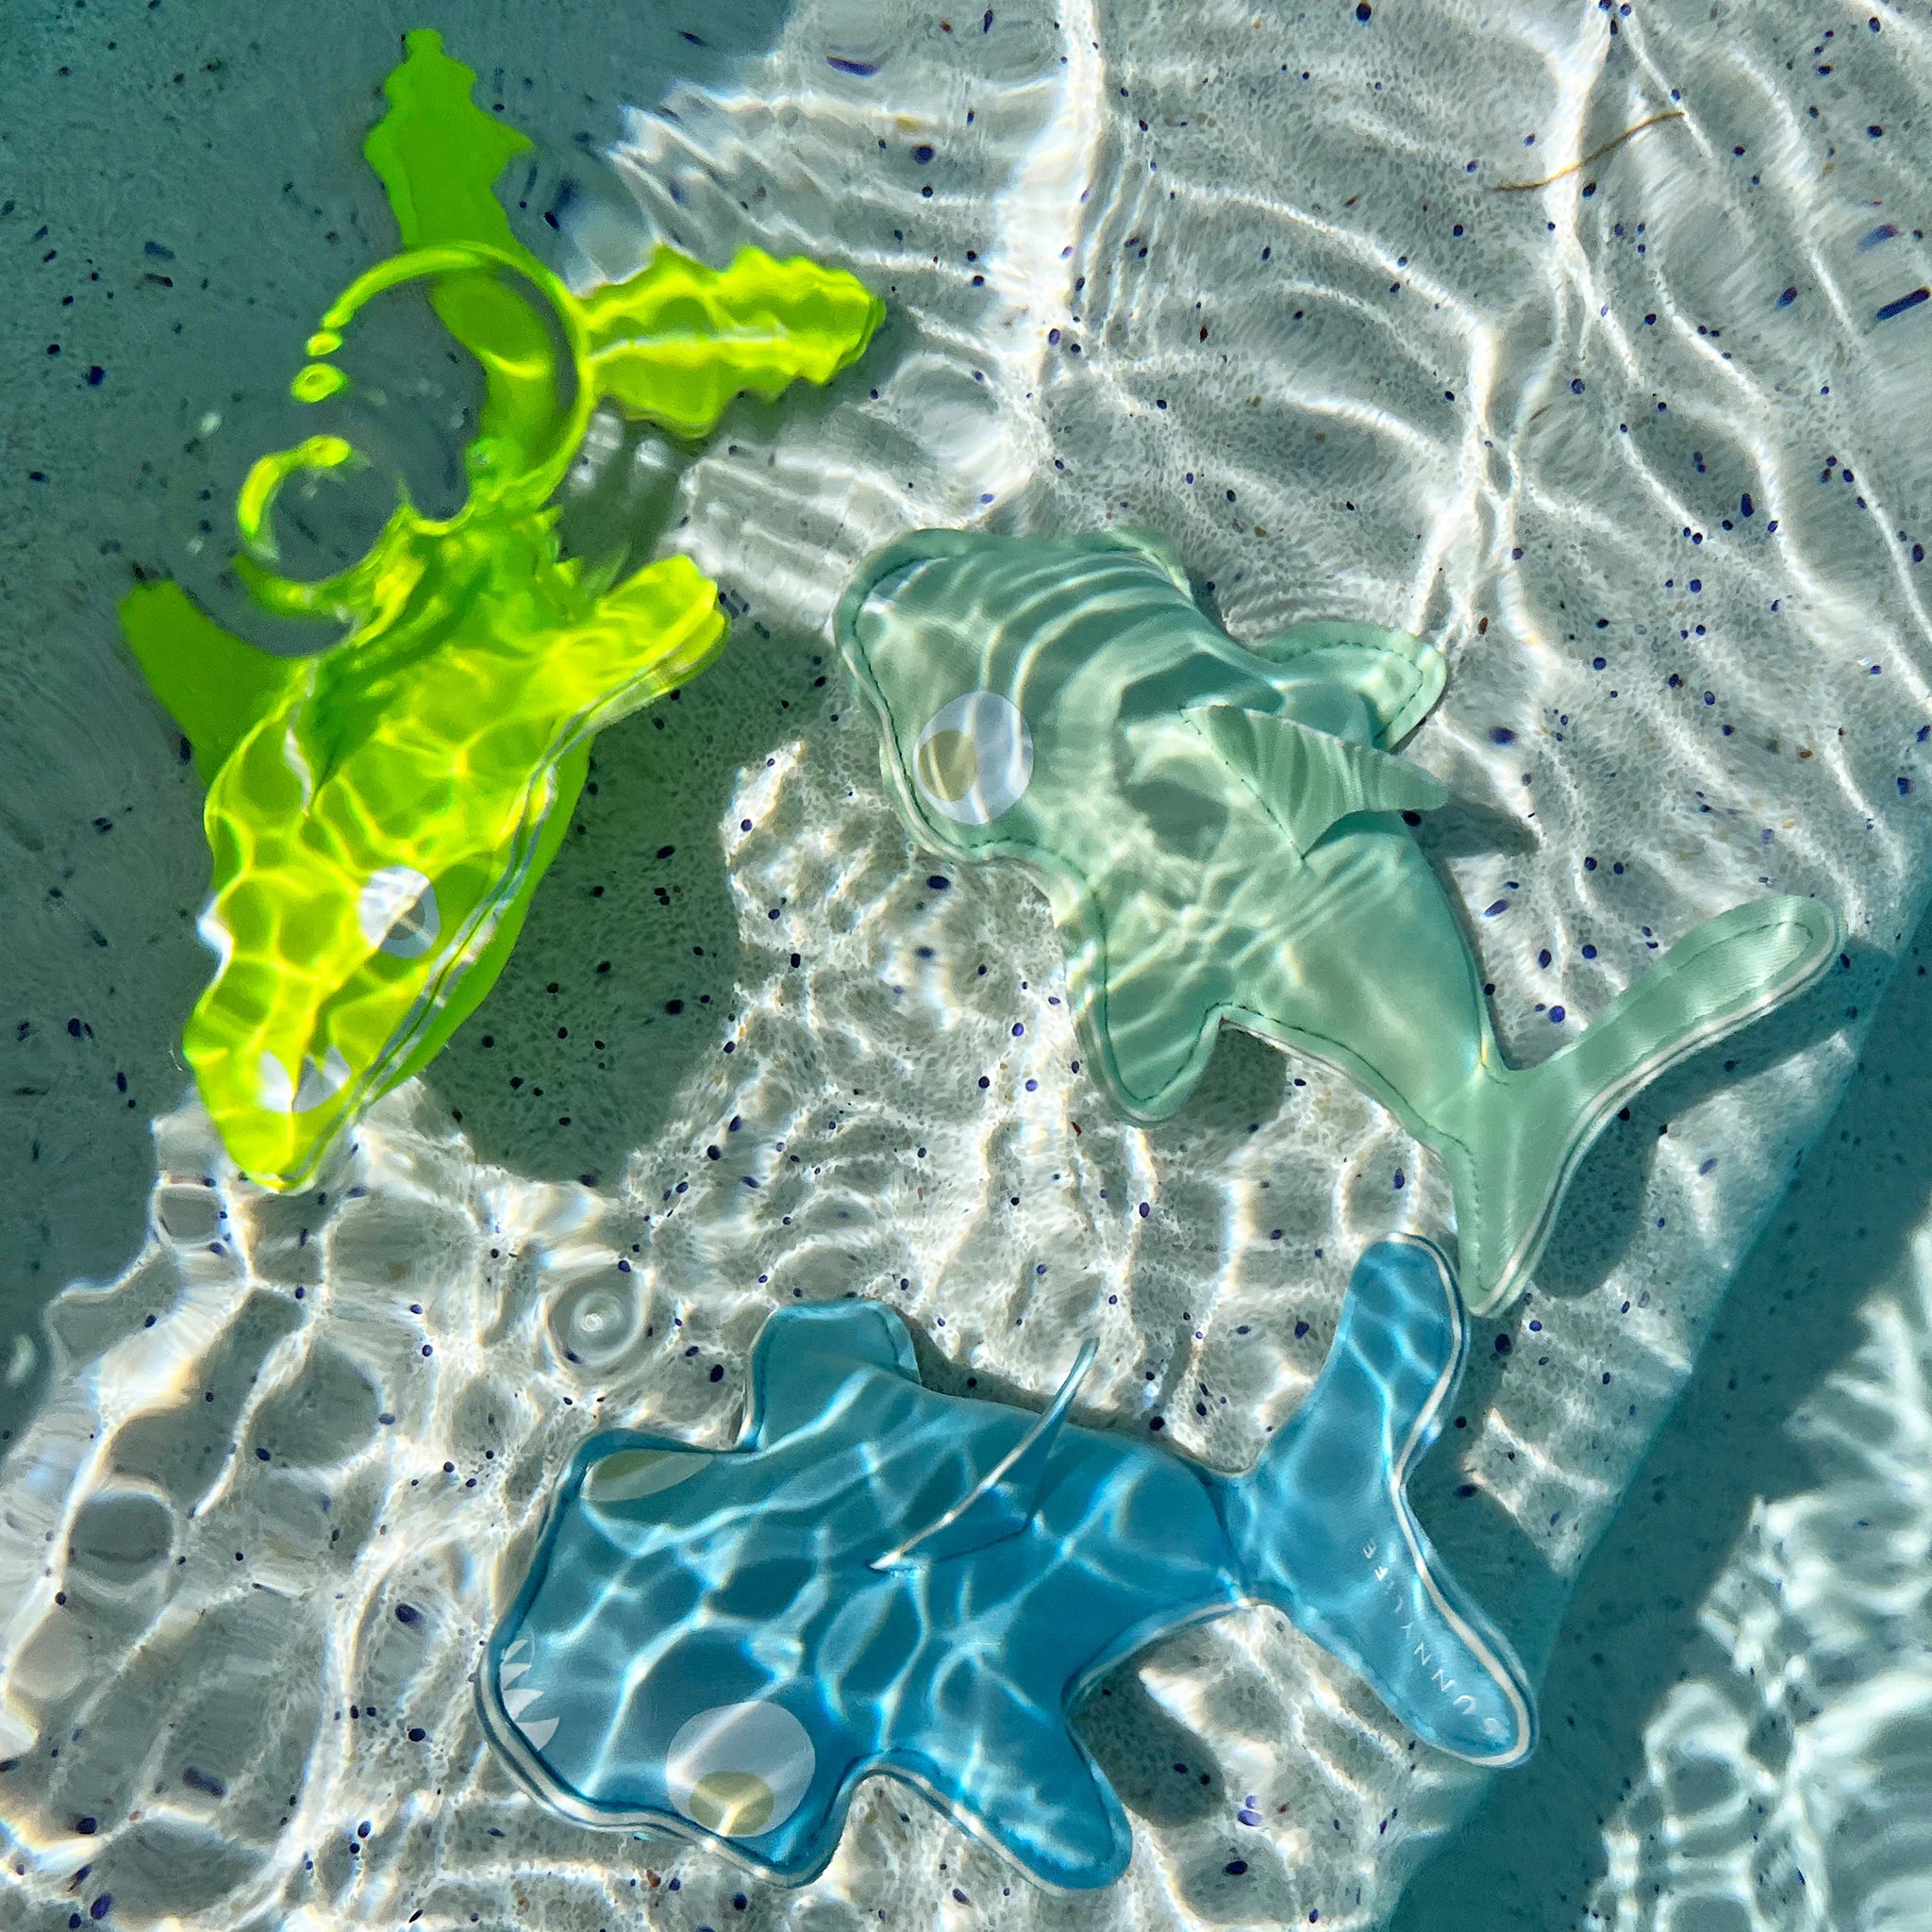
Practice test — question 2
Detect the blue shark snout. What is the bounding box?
[480,1434,844,1871]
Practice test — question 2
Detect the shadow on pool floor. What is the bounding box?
[1390,922,1932,1929]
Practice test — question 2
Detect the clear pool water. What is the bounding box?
[2,2,1929,1926]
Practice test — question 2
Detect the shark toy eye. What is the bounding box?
[666,1700,815,1839]
[358,865,441,957]
[911,691,1033,825]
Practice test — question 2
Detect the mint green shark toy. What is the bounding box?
[839,529,1840,1311]
[120,31,882,1189]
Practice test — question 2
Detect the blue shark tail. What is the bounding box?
[1441,895,1840,1313]
[1214,1237,1536,1766]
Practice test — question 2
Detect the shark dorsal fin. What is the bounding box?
[874,1341,1096,1569]
[1187,704,1447,857]
[1241,618,1447,748]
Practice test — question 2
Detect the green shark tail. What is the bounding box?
[1441,895,1840,1312]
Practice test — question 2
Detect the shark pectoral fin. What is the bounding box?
[874,1341,1095,1569]
[897,1689,1133,1890]
[743,1300,923,1444]
[119,581,299,784]
[1244,619,1448,747]
[1188,704,1448,856]
[545,554,727,732]
[1063,896,1229,1123]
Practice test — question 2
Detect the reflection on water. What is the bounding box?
[1390,928,1932,1929]
[4,0,1932,1925]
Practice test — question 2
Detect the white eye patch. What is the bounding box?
[358,865,441,957]
[910,691,1033,825]
[666,1701,815,1838]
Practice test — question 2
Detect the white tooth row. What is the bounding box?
[258,1044,352,1115]
[499,1635,558,1750]
[494,1637,817,1840]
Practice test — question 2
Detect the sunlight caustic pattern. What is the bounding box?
[1591,1228,1932,1930]
[5,0,1932,1927]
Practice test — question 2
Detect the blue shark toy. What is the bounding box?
[835,528,1840,1312]
[479,1238,1533,1890]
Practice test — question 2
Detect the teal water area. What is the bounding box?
[4,3,1931,1928]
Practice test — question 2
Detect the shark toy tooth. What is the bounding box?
[118,30,882,1190]
[836,528,1840,1312]
[481,1239,1534,1890]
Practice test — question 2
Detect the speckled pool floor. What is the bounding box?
[3,2,1931,1927]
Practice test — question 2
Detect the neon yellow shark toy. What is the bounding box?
[121,30,883,1189]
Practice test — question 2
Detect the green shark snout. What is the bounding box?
[837,536,1048,853]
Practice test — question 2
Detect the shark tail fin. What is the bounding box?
[1215,1237,1536,1766]
[1444,894,1840,1313]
